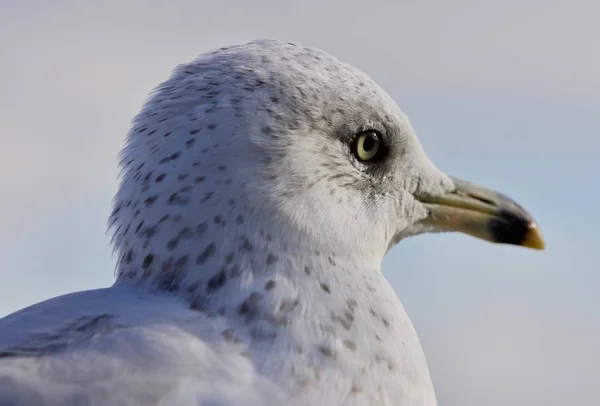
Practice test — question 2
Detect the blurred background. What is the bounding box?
[0,1,598,405]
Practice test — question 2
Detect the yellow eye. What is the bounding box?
[353,131,381,162]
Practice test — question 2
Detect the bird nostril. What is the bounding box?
[469,194,496,207]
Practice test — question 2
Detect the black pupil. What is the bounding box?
[362,133,378,152]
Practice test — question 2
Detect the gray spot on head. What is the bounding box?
[318,346,336,359]
[332,309,354,331]
[168,192,190,205]
[238,236,253,252]
[200,192,214,202]
[174,255,189,270]
[238,292,264,316]
[142,254,154,269]
[179,227,194,239]
[141,226,157,238]
[135,222,144,234]
[195,222,208,238]
[154,269,183,292]
[343,340,357,351]
[125,249,133,263]
[279,299,299,313]
[221,329,241,343]
[190,295,208,312]
[196,242,216,265]
[167,237,179,251]
[161,258,173,272]
[206,269,227,293]
[224,252,235,264]
[264,280,276,291]
[229,264,242,278]
[144,196,158,206]
[266,253,278,265]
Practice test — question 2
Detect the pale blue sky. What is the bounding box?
[0,1,598,405]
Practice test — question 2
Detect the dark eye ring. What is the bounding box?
[351,130,383,162]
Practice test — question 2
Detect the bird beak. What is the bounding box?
[415,177,545,250]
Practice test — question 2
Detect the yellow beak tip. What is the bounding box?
[520,227,545,250]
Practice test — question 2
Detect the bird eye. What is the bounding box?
[352,131,382,162]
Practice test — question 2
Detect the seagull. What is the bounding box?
[0,39,544,406]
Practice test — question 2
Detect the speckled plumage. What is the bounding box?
[0,39,458,405]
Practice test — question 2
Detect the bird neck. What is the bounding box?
[114,218,434,402]
[114,208,381,311]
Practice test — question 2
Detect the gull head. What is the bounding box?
[109,39,543,285]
